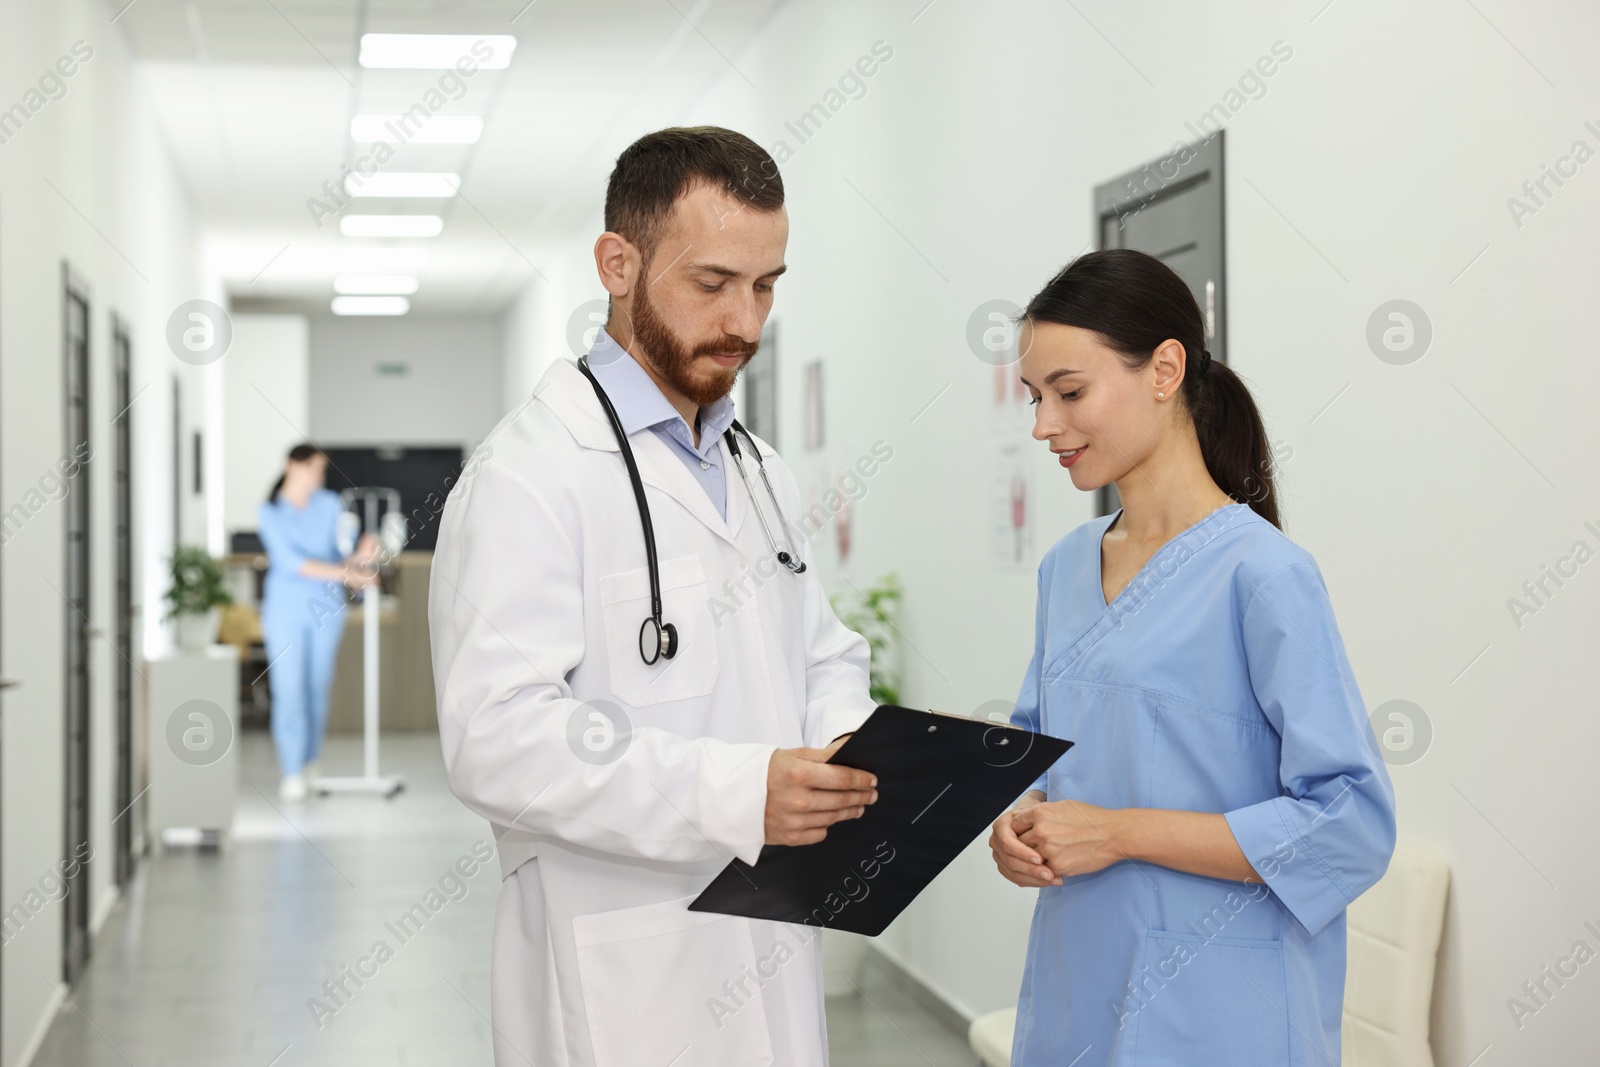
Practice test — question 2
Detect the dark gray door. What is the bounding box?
[1093,131,1226,517]
[111,316,134,889]
[62,264,92,983]
[171,377,181,545]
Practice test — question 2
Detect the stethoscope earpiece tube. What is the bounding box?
[578,361,805,668]
[578,357,677,664]
[725,420,807,575]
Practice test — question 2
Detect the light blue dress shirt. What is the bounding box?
[1009,502,1397,1067]
[585,328,736,519]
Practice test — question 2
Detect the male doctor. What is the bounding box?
[430,126,880,1067]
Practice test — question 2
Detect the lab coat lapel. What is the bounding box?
[633,430,742,549]
[537,358,744,551]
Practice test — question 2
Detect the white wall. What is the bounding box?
[308,314,501,449]
[223,314,308,537]
[0,0,208,1062]
[502,274,574,409]
[501,1,1600,1061]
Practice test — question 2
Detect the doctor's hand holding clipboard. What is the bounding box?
[763,735,877,847]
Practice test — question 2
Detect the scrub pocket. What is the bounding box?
[1130,928,1289,1066]
[599,554,719,708]
[572,894,774,1067]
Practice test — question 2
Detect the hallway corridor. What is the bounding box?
[30,734,499,1066]
[26,733,973,1066]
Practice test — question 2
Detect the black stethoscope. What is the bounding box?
[577,356,806,667]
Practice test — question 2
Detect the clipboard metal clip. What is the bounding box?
[927,707,1021,730]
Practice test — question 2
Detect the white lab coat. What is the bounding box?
[429,356,877,1067]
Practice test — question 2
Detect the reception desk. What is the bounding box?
[327,551,437,732]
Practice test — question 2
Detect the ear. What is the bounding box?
[1151,338,1189,395]
[594,232,642,300]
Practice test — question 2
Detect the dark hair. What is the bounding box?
[267,443,324,503]
[604,126,784,266]
[1022,249,1280,529]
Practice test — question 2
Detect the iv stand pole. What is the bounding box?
[317,487,405,798]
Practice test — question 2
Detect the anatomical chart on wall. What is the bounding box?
[991,441,1032,569]
[989,352,1035,569]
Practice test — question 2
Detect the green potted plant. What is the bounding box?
[830,572,903,706]
[165,545,233,649]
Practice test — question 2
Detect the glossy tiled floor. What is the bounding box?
[29,730,976,1067]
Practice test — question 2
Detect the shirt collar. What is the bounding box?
[585,328,737,455]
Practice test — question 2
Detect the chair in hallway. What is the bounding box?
[966,838,1451,1067]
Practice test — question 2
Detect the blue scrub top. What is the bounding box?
[257,488,346,620]
[1010,502,1396,1067]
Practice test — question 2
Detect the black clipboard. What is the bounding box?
[687,704,1072,936]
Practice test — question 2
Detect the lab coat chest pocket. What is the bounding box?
[1129,928,1288,1066]
[599,555,719,707]
[572,895,774,1067]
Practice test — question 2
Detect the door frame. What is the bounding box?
[61,262,93,984]
[110,313,135,889]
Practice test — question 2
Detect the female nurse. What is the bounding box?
[989,249,1396,1066]
[258,444,377,800]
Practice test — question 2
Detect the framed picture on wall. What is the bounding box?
[742,322,779,443]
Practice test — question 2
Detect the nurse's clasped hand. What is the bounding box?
[991,793,1267,886]
[764,734,879,847]
[1011,797,1133,880]
[990,793,1150,885]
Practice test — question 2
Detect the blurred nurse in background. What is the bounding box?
[258,444,377,801]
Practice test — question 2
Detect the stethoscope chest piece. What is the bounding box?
[640,616,678,665]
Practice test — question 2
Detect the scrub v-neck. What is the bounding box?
[1097,502,1247,609]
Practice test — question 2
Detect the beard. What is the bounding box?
[626,273,759,407]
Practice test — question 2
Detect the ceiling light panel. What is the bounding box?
[358,34,517,70]
[334,275,420,295]
[332,296,411,316]
[339,215,444,238]
[351,115,483,144]
[345,172,461,198]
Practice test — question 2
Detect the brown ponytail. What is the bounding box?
[1021,249,1280,529]
[267,443,324,503]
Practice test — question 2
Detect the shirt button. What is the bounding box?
[700,460,710,470]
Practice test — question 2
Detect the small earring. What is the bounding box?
[1157,391,1165,399]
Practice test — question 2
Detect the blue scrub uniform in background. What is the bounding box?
[1010,502,1396,1067]
[257,488,348,777]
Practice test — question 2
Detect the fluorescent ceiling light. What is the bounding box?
[346,172,460,198]
[351,115,483,144]
[359,34,516,70]
[205,239,428,281]
[335,275,419,296]
[332,296,410,316]
[339,215,444,238]
[330,247,429,274]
